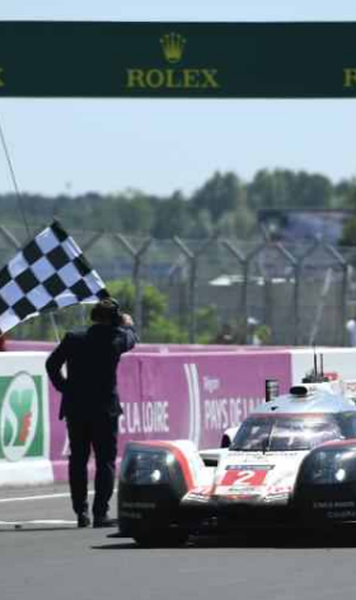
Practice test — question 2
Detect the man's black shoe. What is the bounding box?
[77,513,91,528]
[93,515,118,528]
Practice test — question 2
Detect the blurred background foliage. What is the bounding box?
[2,168,355,243]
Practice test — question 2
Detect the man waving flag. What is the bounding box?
[0,220,109,334]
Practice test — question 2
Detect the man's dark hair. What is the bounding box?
[90,298,123,326]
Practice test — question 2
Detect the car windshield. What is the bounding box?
[230,415,342,452]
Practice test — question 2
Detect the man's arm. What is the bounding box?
[45,336,69,393]
[115,314,139,353]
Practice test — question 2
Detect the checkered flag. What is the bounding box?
[0,220,109,334]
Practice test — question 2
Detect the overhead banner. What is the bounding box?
[0,21,356,98]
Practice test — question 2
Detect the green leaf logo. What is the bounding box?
[4,389,33,447]
[0,372,39,462]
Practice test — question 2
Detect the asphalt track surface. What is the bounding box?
[1,484,356,600]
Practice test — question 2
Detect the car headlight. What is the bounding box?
[298,447,356,486]
[120,449,173,485]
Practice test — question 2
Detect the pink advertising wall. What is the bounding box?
[46,347,292,482]
[3,340,356,485]
[4,340,356,486]
[2,340,293,483]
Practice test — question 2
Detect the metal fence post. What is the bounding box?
[174,235,219,343]
[294,263,301,346]
[298,240,347,347]
[221,240,248,342]
[245,241,271,341]
[173,238,196,343]
[114,234,152,336]
[341,265,349,346]
[274,242,298,345]
[323,243,347,346]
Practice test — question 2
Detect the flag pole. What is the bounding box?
[0,121,31,238]
[0,119,62,342]
[49,312,60,343]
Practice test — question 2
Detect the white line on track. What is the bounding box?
[0,492,72,503]
[0,486,118,503]
[0,519,76,526]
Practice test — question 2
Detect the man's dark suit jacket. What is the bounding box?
[46,323,138,420]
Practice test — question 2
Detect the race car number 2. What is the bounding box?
[221,467,269,487]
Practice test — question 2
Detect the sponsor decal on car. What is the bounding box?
[312,500,356,520]
[221,465,274,487]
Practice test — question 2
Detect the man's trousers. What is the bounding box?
[66,413,118,518]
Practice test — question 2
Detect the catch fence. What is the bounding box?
[1,224,356,346]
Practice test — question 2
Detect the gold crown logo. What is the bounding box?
[160,32,186,64]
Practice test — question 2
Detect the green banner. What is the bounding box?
[0,21,356,98]
[0,372,44,462]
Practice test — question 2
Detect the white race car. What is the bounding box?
[118,378,356,546]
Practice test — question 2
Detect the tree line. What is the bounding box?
[2,168,356,244]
